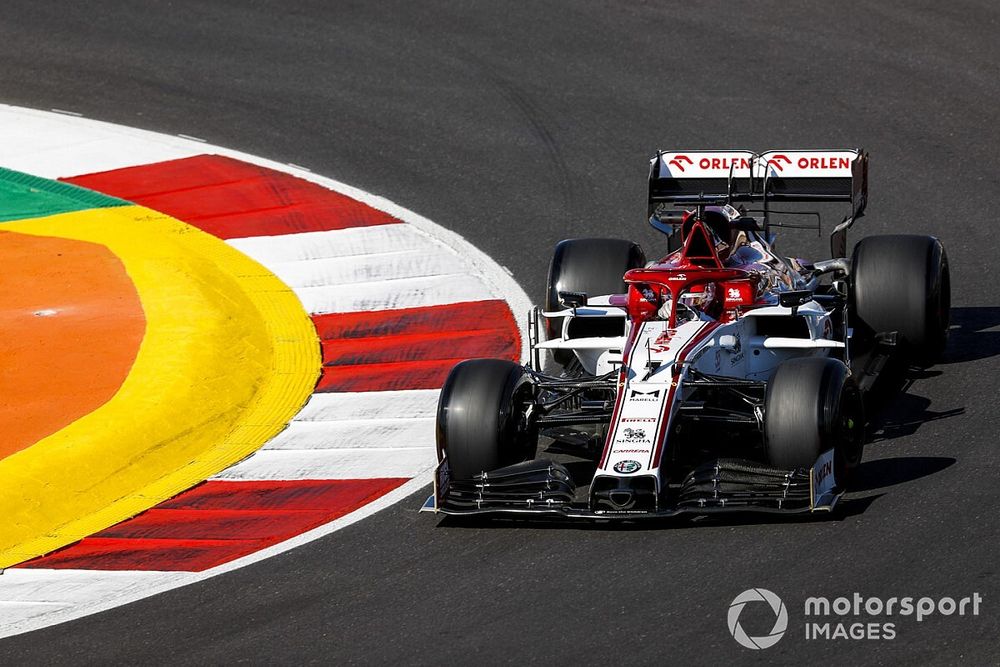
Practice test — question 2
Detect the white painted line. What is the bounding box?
[0,569,192,634]
[262,418,435,450]
[294,272,491,314]
[212,447,436,480]
[226,225,425,263]
[261,246,472,291]
[291,390,438,422]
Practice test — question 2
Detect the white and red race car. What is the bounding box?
[424,149,950,518]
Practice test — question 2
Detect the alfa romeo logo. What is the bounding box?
[727,588,788,650]
[613,460,641,474]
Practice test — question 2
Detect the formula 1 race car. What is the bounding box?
[423,149,950,519]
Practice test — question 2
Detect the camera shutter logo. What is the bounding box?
[727,588,788,649]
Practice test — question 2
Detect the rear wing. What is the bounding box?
[647,149,868,256]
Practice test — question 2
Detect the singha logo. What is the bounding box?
[623,428,647,440]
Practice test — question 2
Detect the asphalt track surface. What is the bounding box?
[1,1,998,664]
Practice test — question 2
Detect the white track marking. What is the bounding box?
[226,225,427,262]
[262,419,435,451]
[212,448,435,480]
[293,273,491,314]
[292,390,438,422]
[0,104,531,639]
[263,247,472,290]
[0,113,191,177]
[0,570,189,631]
[231,225,494,313]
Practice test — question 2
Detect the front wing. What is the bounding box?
[421,449,842,519]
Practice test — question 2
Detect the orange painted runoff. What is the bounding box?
[0,229,145,460]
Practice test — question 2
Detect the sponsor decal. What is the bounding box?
[615,449,650,454]
[668,154,693,172]
[628,389,661,402]
[727,287,741,300]
[621,417,657,422]
[766,154,851,172]
[622,427,647,440]
[665,153,759,173]
[651,328,677,353]
[765,154,792,172]
[811,448,836,503]
[700,156,752,170]
[797,156,851,170]
[728,589,789,650]
[613,459,642,474]
[668,273,687,281]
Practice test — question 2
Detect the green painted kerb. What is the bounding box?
[0,168,126,222]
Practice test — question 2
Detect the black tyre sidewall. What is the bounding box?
[436,359,535,479]
[851,234,950,365]
[765,357,864,476]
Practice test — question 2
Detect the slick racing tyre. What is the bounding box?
[436,359,537,480]
[764,357,864,484]
[851,234,950,366]
[544,238,645,370]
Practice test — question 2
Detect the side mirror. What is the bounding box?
[558,291,588,310]
[778,289,813,315]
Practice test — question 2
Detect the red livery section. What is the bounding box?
[64,155,400,238]
[17,479,406,571]
[314,300,520,392]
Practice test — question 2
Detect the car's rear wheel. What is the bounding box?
[851,234,950,366]
[436,359,537,480]
[764,357,864,484]
[544,238,645,370]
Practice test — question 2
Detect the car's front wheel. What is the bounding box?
[764,356,864,484]
[436,359,537,480]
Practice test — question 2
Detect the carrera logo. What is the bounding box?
[613,460,642,474]
[621,417,657,423]
[668,154,693,172]
[616,448,651,454]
